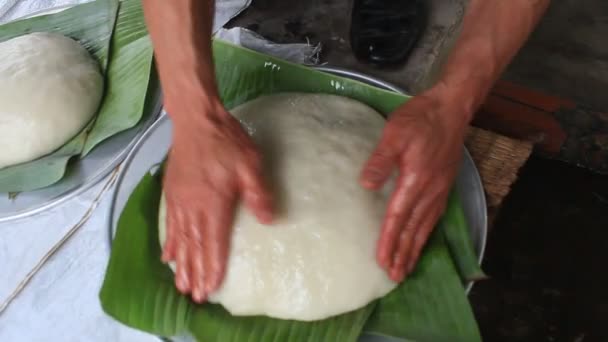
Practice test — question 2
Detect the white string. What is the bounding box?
[0,166,120,315]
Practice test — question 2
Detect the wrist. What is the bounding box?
[423,81,476,128]
[436,34,500,118]
[178,102,229,128]
[162,67,219,104]
[168,93,230,132]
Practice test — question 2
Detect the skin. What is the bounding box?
[142,0,550,303]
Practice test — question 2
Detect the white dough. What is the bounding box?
[0,32,104,169]
[159,93,397,321]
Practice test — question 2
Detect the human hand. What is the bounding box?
[360,87,471,282]
[162,99,273,303]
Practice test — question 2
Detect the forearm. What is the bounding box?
[142,0,219,125]
[433,0,550,121]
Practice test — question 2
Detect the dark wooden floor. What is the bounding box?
[469,156,608,342]
[503,0,608,112]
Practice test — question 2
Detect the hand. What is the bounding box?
[162,99,273,303]
[360,87,471,282]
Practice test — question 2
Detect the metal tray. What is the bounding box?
[109,67,487,341]
[0,5,163,222]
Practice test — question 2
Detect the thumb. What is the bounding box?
[360,135,399,190]
[238,159,274,224]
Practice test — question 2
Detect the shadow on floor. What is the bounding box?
[503,0,608,112]
[469,157,608,342]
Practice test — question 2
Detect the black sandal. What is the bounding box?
[350,0,427,68]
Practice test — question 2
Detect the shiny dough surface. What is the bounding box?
[0,32,103,168]
[159,93,397,321]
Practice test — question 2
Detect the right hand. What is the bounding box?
[162,98,274,303]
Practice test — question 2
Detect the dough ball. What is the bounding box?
[159,93,397,321]
[0,32,104,169]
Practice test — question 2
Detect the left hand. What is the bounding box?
[360,86,471,282]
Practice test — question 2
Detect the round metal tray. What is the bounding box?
[0,6,163,222]
[0,93,162,222]
[109,67,487,341]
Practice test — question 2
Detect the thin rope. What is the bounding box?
[0,166,120,315]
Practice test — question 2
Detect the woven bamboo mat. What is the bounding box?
[465,127,534,228]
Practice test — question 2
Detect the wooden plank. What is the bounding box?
[473,80,608,174]
[474,95,566,154]
[491,81,576,112]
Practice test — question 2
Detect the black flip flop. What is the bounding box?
[350,0,427,67]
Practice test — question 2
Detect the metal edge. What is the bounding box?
[462,147,488,293]
[0,95,163,223]
[108,112,168,248]
[465,146,488,266]
[314,66,407,94]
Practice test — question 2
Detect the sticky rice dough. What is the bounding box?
[0,32,104,169]
[159,93,397,321]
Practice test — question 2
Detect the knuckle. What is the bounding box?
[414,231,428,246]
[393,254,406,268]
[372,148,396,163]
[400,172,421,190]
[402,218,418,232]
[189,227,204,245]
[384,215,404,233]
[409,210,425,229]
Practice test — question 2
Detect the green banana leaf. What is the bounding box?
[0,0,117,67]
[440,190,487,282]
[100,172,191,337]
[0,0,118,192]
[82,0,155,155]
[101,171,376,342]
[364,232,481,342]
[213,41,406,113]
[100,39,483,341]
[0,120,94,192]
[189,301,376,341]
[0,0,156,192]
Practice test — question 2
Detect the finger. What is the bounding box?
[189,212,206,303]
[360,134,400,190]
[376,172,425,270]
[162,202,180,263]
[389,190,442,282]
[239,159,273,224]
[406,197,448,275]
[174,234,191,295]
[203,194,237,295]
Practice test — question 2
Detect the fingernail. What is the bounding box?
[378,253,392,271]
[161,252,170,263]
[366,171,381,182]
[192,287,203,303]
[363,171,380,184]
[407,261,415,274]
[205,278,217,294]
[377,256,388,270]
[176,277,188,293]
[259,211,273,224]
[181,274,191,290]
[389,268,403,282]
